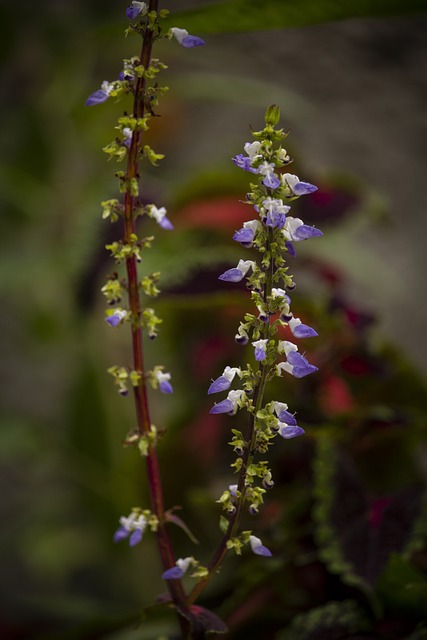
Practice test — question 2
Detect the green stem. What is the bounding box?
[122,3,190,636]
[186,228,275,606]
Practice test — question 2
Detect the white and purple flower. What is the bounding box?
[249,534,272,557]
[218,259,255,283]
[277,340,318,378]
[162,556,193,580]
[113,512,147,546]
[288,317,318,339]
[210,389,246,415]
[125,1,148,19]
[252,339,268,362]
[258,162,280,190]
[208,366,241,395]
[154,369,173,394]
[148,204,174,230]
[233,220,262,247]
[282,173,318,196]
[105,308,128,327]
[86,80,114,106]
[171,27,205,48]
[261,197,290,229]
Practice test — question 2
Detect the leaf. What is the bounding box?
[178,604,229,636]
[376,554,427,621]
[165,511,200,544]
[165,0,427,35]
[279,599,373,640]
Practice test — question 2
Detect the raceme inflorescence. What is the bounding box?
[86,2,321,636]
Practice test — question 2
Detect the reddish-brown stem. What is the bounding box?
[121,2,190,636]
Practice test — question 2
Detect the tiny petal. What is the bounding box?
[249,535,272,557]
[113,526,129,543]
[285,241,296,257]
[287,351,318,378]
[263,174,280,190]
[85,90,109,106]
[278,409,297,425]
[208,376,231,395]
[289,317,318,338]
[162,566,185,580]
[294,225,323,240]
[293,181,318,195]
[279,425,305,439]
[158,216,174,230]
[159,380,173,394]
[129,529,143,546]
[218,268,244,283]
[209,399,234,414]
[181,35,205,48]
[233,227,255,245]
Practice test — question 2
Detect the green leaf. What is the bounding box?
[376,554,427,621]
[165,0,427,35]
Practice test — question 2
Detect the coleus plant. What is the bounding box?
[86,1,322,637]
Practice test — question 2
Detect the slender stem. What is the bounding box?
[186,229,274,606]
[122,3,190,635]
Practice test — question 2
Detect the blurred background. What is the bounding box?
[1,0,427,638]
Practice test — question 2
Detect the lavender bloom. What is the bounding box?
[162,556,192,580]
[229,484,238,497]
[233,220,261,247]
[218,259,255,283]
[277,340,318,378]
[282,173,318,196]
[122,127,133,148]
[208,366,241,394]
[113,512,147,546]
[262,197,290,229]
[278,422,305,439]
[210,389,245,415]
[232,141,262,173]
[148,204,174,230]
[126,1,147,19]
[283,217,323,243]
[106,308,127,327]
[154,370,173,394]
[171,28,205,48]
[249,534,272,557]
[252,339,268,361]
[271,287,291,320]
[85,81,114,106]
[235,325,249,345]
[285,241,296,257]
[258,162,280,190]
[233,227,254,245]
[288,317,318,338]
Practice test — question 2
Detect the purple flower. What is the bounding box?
[252,339,268,362]
[249,535,272,557]
[162,557,192,580]
[218,259,255,283]
[208,366,241,394]
[154,370,173,394]
[277,341,318,378]
[258,162,280,190]
[113,512,147,546]
[122,127,133,149]
[171,28,205,48]
[278,423,305,439]
[288,317,318,339]
[106,308,127,327]
[278,409,297,425]
[285,241,296,257]
[262,197,290,229]
[233,227,254,246]
[125,1,147,19]
[85,81,114,107]
[148,205,173,230]
[235,326,249,345]
[210,390,245,415]
[232,141,262,173]
[282,173,318,196]
[283,217,322,243]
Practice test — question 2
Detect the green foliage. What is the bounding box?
[279,600,373,640]
[165,0,427,34]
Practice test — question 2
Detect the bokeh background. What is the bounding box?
[1,1,427,638]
